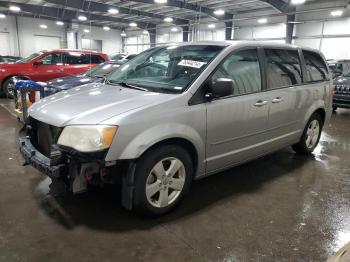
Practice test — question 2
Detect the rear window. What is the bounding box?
[265,49,302,89]
[303,51,329,82]
[65,53,105,65]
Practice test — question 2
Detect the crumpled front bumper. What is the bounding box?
[18,127,66,179]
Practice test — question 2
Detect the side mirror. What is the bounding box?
[206,78,234,99]
[33,61,43,66]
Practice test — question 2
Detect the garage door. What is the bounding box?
[0,32,11,55]
[34,35,61,52]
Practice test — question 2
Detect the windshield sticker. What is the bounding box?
[178,60,207,69]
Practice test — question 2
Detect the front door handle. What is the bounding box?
[272,97,283,103]
[254,100,268,107]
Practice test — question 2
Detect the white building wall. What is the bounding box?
[293,19,350,59]
[0,16,20,56]
[1,16,122,57]
[16,17,67,57]
[76,25,122,55]
[156,27,183,45]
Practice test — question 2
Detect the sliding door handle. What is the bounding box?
[272,97,283,103]
[254,100,268,107]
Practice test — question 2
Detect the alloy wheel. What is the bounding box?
[145,157,186,208]
[306,120,320,149]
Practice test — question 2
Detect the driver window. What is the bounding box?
[40,53,64,65]
[212,49,261,96]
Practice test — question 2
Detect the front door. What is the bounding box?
[31,52,66,82]
[206,48,270,174]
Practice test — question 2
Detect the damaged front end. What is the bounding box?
[19,117,124,195]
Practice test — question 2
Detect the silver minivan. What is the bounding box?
[19,41,332,216]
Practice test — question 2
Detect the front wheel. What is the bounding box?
[292,113,323,154]
[2,77,16,99]
[132,145,193,217]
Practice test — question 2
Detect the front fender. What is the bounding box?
[115,123,204,160]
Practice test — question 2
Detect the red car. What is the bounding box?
[0,49,109,98]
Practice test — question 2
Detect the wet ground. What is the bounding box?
[0,98,349,262]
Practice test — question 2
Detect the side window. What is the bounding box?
[303,51,329,82]
[265,49,302,89]
[40,53,64,65]
[90,55,105,64]
[212,49,261,96]
[65,53,105,64]
[65,53,82,64]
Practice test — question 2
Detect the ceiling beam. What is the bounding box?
[0,1,156,29]
[259,0,294,13]
[3,12,124,30]
[42,0,189,25]
[128,0,234,20]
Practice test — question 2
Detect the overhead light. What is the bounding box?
[40,24,48,29]
[208,24,216,29]
[103,26,111,31]
[129,22,137,27]
[84,29,90,33]
[121,31,126,37]
[331,10,343,17]
[164,17,173,22]
[9,5,21,12]
[291,0,306,4]
[213,9,225,16]
[154,0,167,3]
[257,18,267,24]
[0,14,6,19]
[56,21,64,26]
[142,30,148,34]
[78,15,87,21]
[108,8,119,14]
[171,27,178,32]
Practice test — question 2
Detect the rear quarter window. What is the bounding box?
[65,53,105,64]
[303,51,329,82]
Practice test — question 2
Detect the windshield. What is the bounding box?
[17,52,44,63]
[343,70,350,77]
[110,54,127,61]
[106,45,225,93]
[85,63,121,78]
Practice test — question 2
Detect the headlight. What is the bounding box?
[57,125,118,152]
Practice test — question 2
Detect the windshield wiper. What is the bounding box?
[107,80,148,91]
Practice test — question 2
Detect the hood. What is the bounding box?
[334,76,350,86]
[47,75,100,90]
[28,82,174,127]
[0,62,27,70]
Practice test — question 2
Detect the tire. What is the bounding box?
[132,145,193,217]
[2,77,15,99]
[292,113,323,154]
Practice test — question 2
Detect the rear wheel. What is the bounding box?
[133,145,193,217]
[292,113,323,154]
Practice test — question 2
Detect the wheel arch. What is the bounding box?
[139,137,199,176]
[1,75,30,91]
[314,108,326,125]
[303,100,327,128]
